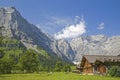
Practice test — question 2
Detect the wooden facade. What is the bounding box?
[80,55,120,75]
[82,59,93,75]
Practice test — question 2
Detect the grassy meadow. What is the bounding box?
[0,72,120,80]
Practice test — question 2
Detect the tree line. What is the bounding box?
[0,49,71,74]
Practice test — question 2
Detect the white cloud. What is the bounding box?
[97,22,105,30]
[54,17,86,39]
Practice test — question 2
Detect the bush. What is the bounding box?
[54,61,63,72]
[62,64,71,72]
[108,66,120,77]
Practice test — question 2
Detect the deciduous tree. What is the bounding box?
[20,49,39,73]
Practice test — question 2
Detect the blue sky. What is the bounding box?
[0,0,120,39]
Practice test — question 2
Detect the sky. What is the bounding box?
[0,0,120,39]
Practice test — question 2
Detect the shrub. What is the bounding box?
[54,61,63,72]
[62,64,71,72]
[108,66,120,77]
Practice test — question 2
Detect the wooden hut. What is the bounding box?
[80,55,120,75]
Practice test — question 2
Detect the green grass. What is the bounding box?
[0,72,119,80]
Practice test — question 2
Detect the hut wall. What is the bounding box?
[97,65,106,73]
[83,59,93,74]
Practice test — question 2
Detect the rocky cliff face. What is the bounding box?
[70,35,120,61]
[51,34,120,61]
[0,7,53,54]
[50,39,75,61]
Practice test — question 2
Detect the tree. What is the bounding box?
[20,49,39,73]
[108,66,120,77]
[62,64,71,72]
[0,49,4,58]
[0,58,14,74]
[54,61,63,72]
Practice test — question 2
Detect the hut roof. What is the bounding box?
[80,55,120,67]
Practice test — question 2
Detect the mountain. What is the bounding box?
[0,7,120,63]
[0,7,51,52]
[70,35,120,61]
[0,6,74,62]
[50,39,75,61]
[51,34,120,62]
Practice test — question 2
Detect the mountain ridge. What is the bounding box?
[0,6,72,62]
[0,6,120,63]
[0,6,51,51]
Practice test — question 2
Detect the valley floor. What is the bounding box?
[0,72,120,80]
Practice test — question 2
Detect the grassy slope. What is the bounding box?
[0,73,119,80]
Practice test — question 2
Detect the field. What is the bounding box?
[0,72,120,80]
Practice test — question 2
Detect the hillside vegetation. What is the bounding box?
[0,37,71,73]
